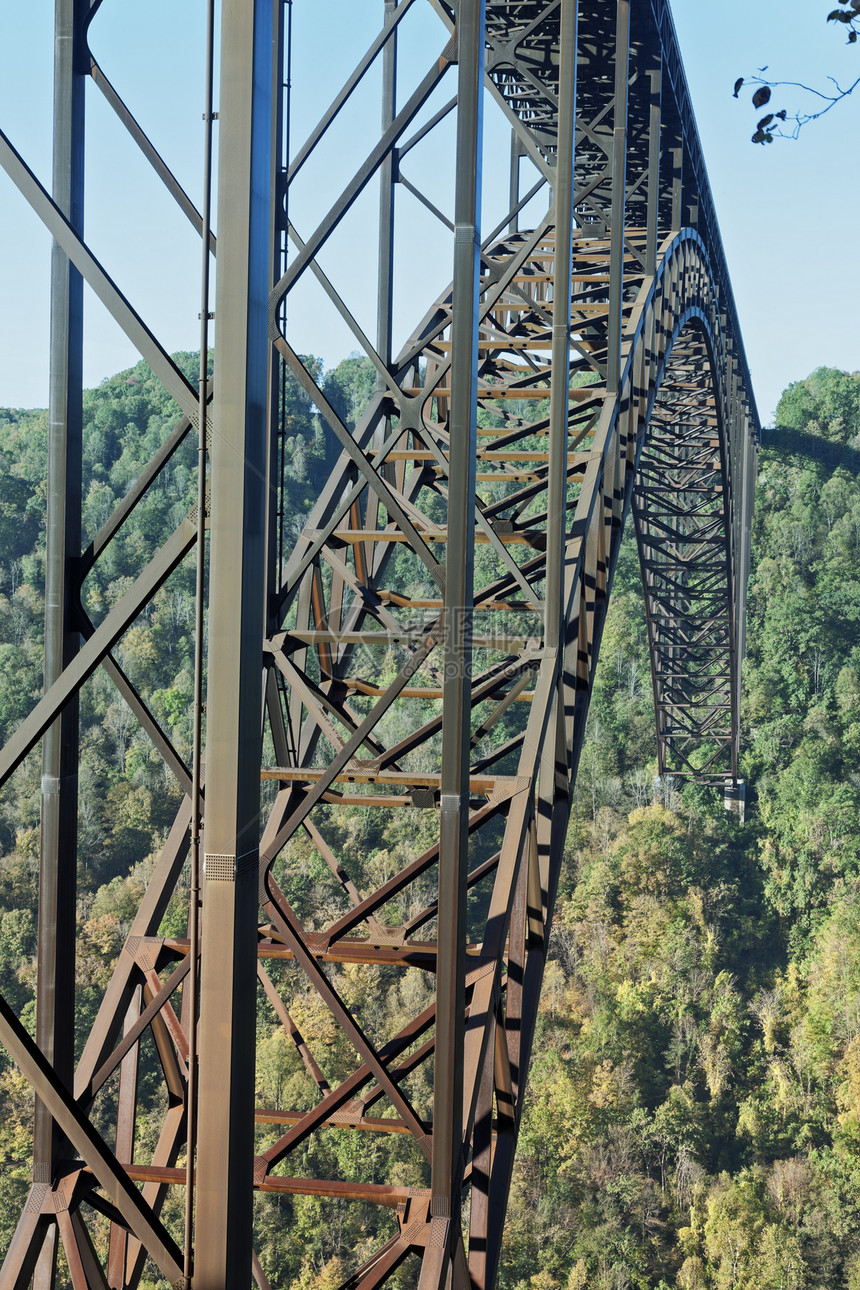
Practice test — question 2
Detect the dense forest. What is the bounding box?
[0,360,859,1288]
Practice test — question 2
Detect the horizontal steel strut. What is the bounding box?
[0,0,758,1288]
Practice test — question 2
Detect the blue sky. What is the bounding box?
[0,0,857,424]
[671,0,860,423]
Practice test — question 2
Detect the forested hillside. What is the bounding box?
[506,367,860,1290]
[0,362,859,1288]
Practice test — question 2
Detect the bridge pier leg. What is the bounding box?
[26,1,86,1283]
[645,54,662,275]
[724,780,746,823]
[193,0,273,1285]
[424,4,484,1290]
[607,0,630,393]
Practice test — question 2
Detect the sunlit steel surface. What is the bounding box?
[0,1,757,1287]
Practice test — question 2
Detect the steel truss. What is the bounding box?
[0,0,758,1287]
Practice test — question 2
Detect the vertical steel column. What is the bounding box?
[429,0,484,1283]
[726,350,741,784]
[645,55,662,277]
[508,130,521,234]
[606,0,630,393]
[268,0,289,616]
[367,0,398,550]
[541,0,577,970]
[545,0,576,649]
[377,0,397,376]
[687,195,698,228]
[35,0,85,1205]
[739,413,755,665]
[193,0,273,1284]
[670,146,683,230]
[183,0,217,1282]
[372,0,398,522]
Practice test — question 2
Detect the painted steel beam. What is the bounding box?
[34,0,85,1213]
[192,0,274,1285]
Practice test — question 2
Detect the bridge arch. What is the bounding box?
[625,230,750,788]
[634,312,740,784]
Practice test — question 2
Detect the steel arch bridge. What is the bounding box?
[0,1,757,1288]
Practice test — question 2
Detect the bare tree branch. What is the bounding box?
[733,0,858,142]
[741,70,860,142]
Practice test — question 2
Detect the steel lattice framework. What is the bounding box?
[0,1,757,1288]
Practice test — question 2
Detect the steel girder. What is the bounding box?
[0,1,758,1288]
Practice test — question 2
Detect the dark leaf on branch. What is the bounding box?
[733,77,744,97]
[752,86,772,108]
[828,9,854,20]
[757,113,774,128]
[850,29,858,41]
[776,109,788,119]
